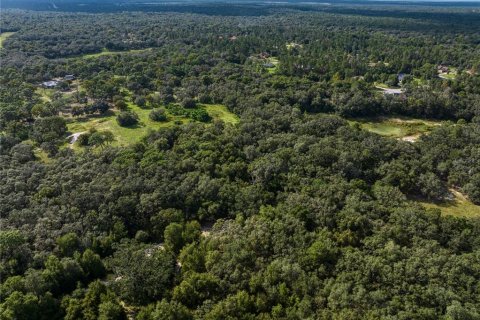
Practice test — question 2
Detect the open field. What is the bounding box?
[203,104,239,124]
[350,117,443,139]
[0,32,15,48]
[67,103,238,147]
[66,48,153,59]
[418,189,480,218]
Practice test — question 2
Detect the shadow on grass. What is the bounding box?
[120,123,143,129]
[71,110,116,123]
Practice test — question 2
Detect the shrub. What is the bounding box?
[181,98,197,109]
[116,111,139,127]
[76,133,90,146]
[135,96,147,108]
[190,109,211,123]
[198,94,212,104]
[149,109,167,122]
[115,100,128,111]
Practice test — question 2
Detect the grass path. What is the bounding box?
[0,32,15,49]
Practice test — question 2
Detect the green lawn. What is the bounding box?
[203,104,239,125]
[350,117,443,139]
[418,190,480,218]
[67,103,238,147]
[0,32,15,49]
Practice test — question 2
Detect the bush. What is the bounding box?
[198,94,212,104]
[90,101,110,114]
[135,96,147,108]
[190,109,211,123]
[149,109,167,122]
[115,100,128,111]
[116,111,139,127]
[76,133,90,146]
[181,98,197,109]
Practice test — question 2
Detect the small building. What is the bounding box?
[41,80,59,88]
[64,74,75,81]
[397,73,406,82]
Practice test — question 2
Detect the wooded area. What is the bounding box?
[0,3,479,319]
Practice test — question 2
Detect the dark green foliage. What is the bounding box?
[149,108,167,122]
[116,111,139,127]
[137,299,192,320]
[31,116,67,144]
[181,98,197,109]
[135,96,147,108]
[79,249,106,281]
[108,243,175,304]
[189,109,211,123]
[56,233,80,257]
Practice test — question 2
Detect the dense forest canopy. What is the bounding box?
[0,2,479,319]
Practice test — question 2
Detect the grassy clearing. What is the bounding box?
[350,117,442,139]
[78,48,152,59]
[34,148,51,163]
[265,57,280,74]
[67,103,238,147]
[0,32,15,49]
[439,73,457,80]
[35,88,56,102]
[418,189,480,218]
[373,82,390,89]
[203,104,239,125]
[67,104,184,146]
[438,67,458,80]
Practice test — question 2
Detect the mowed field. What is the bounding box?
[67,103,239,146]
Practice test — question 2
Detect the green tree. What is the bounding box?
[56,233,81,257]
[116,111,139,127]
